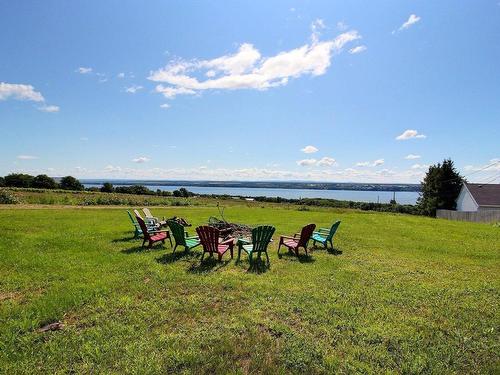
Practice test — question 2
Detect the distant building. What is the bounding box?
[455,183,500,212]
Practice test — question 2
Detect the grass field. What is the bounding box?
[0,203,499,374]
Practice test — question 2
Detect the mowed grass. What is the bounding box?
[0,204,499,374]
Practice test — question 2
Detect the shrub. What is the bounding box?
[0,190,19,204]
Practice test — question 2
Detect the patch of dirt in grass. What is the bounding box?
[0,291,23,302]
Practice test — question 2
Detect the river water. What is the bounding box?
[84,184,419,205]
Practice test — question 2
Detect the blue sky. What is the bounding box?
[1,0,499,183]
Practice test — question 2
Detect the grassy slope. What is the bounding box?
[0,205,498,374]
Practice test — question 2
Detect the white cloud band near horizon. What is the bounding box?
[148,23,361,99]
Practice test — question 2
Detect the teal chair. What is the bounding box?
[237,225,275,265]
[311,221,341,250]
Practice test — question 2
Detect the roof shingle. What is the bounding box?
[466,183,500,207]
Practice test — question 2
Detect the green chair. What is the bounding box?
[167,220,201,252]
[237,225,275,265]
[127,210,144,238]
[311,221,341,250]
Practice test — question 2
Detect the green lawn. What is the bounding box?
[0,204,499,374]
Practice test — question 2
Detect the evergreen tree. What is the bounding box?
[418,159,464,216]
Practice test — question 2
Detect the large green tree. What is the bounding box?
[59,176,84,191]
[32,174,58,189]
[4,173,34,188]
[418,159,465,216]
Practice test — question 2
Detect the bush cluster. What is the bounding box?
[2,173,84,191]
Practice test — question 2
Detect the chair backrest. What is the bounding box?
[251,225,275,253]
[167,220,186,246]
[135,215,151,239]
[133,209,143,220]
[196,226,220,253]
[127,210,136,224]
[326,221,341,241]
[143,207,153,218]
[298,224,316,247]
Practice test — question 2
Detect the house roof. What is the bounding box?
[465,183,500,207]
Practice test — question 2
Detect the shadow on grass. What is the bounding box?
[236,255,270,274]
[278,250,315,263]
[311,245,343,256]
[112,236,138,243]
[122,243,167,254]
[187,256,230,274]
[155,250,197,264]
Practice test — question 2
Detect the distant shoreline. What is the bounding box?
[79,179,421,192]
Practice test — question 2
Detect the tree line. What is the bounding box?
[0,173,194,198]
[0,158,465,216]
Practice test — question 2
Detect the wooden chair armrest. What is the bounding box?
[294,233,301,238]
[280,235,296,240]
[220,237,235,245]
[186,235,199,240]
[318,228,330,232]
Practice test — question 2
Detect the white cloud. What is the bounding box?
[148,25,361,99]
[17,155,38,160]
[104,165,122,172]
[160,103,171,109]
[394,14,421,34]
[301,145,319,154]
[317,157,337,166]
[77,67,92,74]
[125,85,143,94]
[356,159,384,167]
[0,82,44,102]
[405,154,421,160]
[117,72,125,78]
[349,45,367,54]
[38,105,60,113]
[297,158,317,167]
[337,21,348,31]
[396,129,426,140]
[411,164,429,170]
[80,137,89,141]
[132,156,150,163]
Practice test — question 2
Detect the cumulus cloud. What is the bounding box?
[297,157,336,167]
[1,82,59,112]
[297,158,317,167]
[356,159,384,167]
[317,157,337,166]
[148,24,361,99]
[132,156,150,163]
[0,82,44,102]
[349,45,367,54]
[301,145,319,154]
[160,103,171,109]
[411,164,429,170]
[394,14,421,34]
[38,105,60,113]
[125,85,143,94]
[405,154,421,160]
[117,72,125,78]
[77,67,92,74]
[396,129,426,140]
[17,155,38,160]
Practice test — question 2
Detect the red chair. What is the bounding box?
[278,223,316,257]
[136,215,171,248]
[196,225,234,261]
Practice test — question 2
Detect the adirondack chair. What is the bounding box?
[312,221,341,250]
[127,210,143,238]
[278,223,316,256]
[167,220,201,252]
[135,215,171,248]
[142,208,167,226]
[196,225,234,261]
[237,225,275,265]
[133,209,158,228]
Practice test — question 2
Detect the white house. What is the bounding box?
[456,183,500,212]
